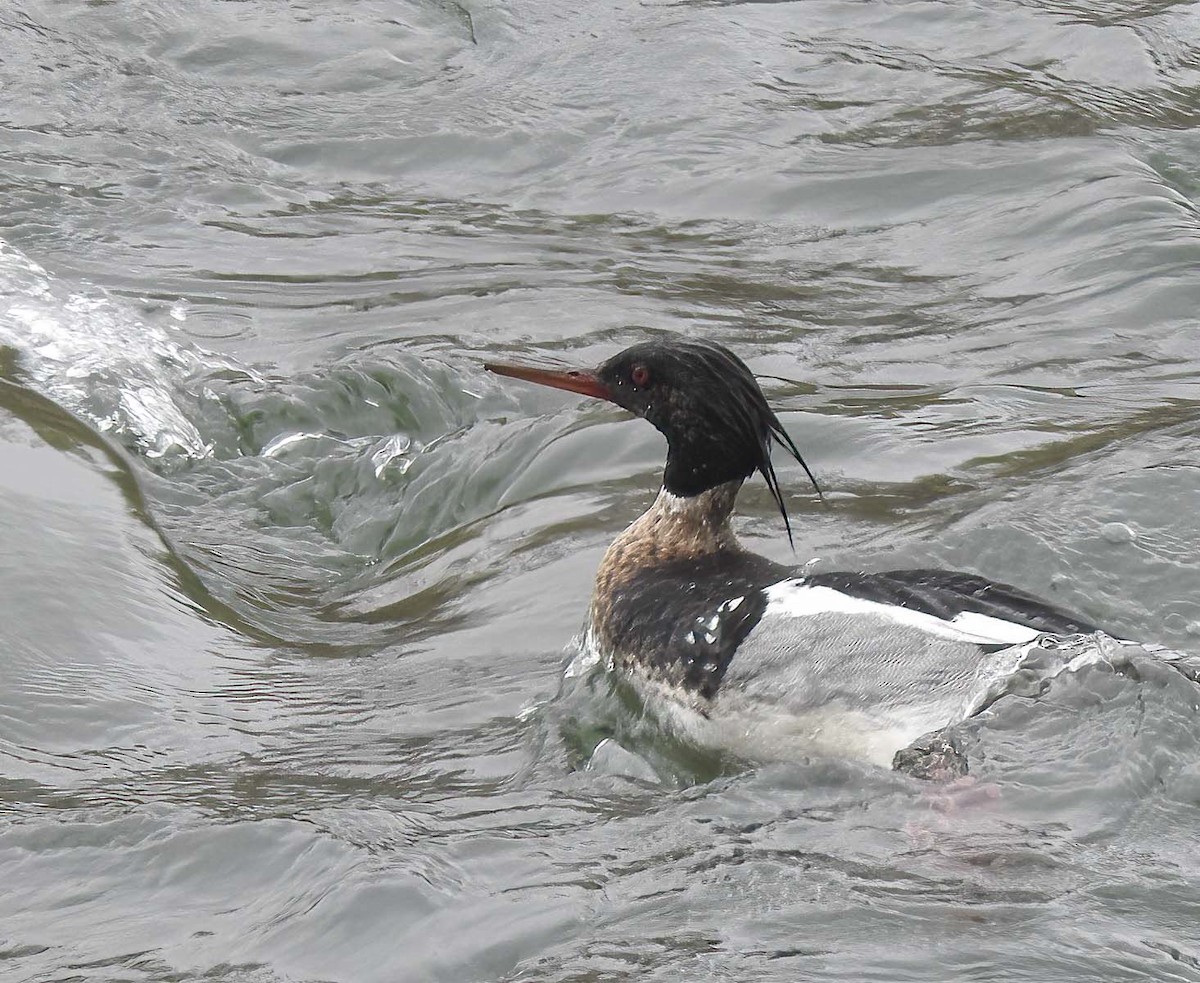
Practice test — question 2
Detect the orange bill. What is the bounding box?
[485,360,612,401]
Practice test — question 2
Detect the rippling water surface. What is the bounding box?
[3,1,1200,980]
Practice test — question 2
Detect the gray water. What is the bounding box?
[2,1,1200,980]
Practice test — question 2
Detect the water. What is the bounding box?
[2,0,1200,979]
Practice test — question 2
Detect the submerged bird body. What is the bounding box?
[486,338,1175,776]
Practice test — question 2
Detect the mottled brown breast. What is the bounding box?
[588,481,787,695]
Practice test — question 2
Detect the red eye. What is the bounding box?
[631,365,651,387]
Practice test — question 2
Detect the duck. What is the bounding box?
[486,337,1176,779]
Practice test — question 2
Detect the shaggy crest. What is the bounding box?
[486,336,822,545]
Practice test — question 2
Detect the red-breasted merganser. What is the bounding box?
[486,338,1187,779]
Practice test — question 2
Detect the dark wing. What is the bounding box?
[805,568,1103,636]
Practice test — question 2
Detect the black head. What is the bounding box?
[486,338,821,543]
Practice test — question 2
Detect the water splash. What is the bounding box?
[0,237,252,463]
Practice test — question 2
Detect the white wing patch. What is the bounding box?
[946,610,1043,645]
[762,580,1042,646]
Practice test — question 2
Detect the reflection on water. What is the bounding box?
[2,0,1200,980]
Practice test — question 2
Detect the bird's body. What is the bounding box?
[586,481,1102,772]
[486,338,1189,777]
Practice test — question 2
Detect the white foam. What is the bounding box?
[0,237,254,462]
